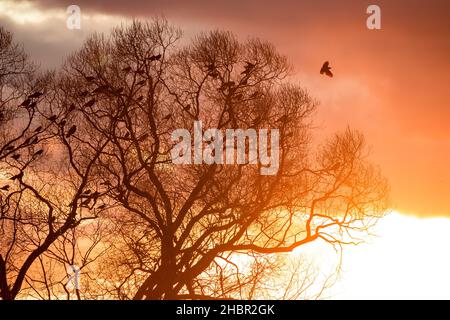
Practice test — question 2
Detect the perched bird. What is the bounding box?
[92,85,108,94]
[68,104,76,113]
[23,137,32,145]
[122,66,132,73]
[30,137,39,144]
[183,104,191,111]
[21,99,31,107]
[66,125,77,138]
[35,126,42,133]
[28,92,43,99]
[123,131,130,139]
[320,61,333,78]
[28,101,37,109]
[136,95,144,102]
[138,133,149,141]
[148,54,162,61]
[85,76,96,82]
[219,81,235,91]
[11,154,20,160]
[0,185,10,191]
[4,145,14,151]
[10,171,24,181]
[81,198,91,207]
[241,61,256,74]
[82,189,91,195]
[163,114,171,121]
[79,90,89,98]
[33,149,44,157]
[115,87,124,94]
[83,99,96,108]
[49,115,58,122]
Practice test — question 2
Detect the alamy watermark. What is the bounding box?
[66,264,81,290]
[170,121,280,175]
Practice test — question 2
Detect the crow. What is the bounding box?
[28,101,37,109]
[92,86,108,94]
[35,126,42,133]
[79,90,89,98]
[163,114,171,121]
[122,66,132,73]
[148,54,162,61]
[115,87,124,94]
[33,149,44,157]
[28,92,43,99]
[66,125,77,138]
[21,99,31,107]
[31,137,39,144]
[85,76,96,82]
[0,185,10,191]
[49,115,57,122]
[68,104,76,113]
[83,99,96,108]
[11,154,20,160]
[320,61,333,78]
[241,61,256,74]
[136,95,144,102]
[10,171,24,181]
[4,145,14,151]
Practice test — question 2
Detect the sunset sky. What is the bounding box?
[1,0,449,298]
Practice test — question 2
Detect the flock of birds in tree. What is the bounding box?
[1,54,333,213]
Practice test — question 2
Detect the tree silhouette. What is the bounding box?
[51,19,388,300]
[0,19,389,300]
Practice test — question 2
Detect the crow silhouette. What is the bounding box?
[33,149,44,157]
[28,92,43,99]
[21,99,31,107]
[320,61,333,78]
[35,126,42,133]
[83,99,96,108]
[85,76,96,82]
[49,115,58,122]
[66,125,77,138]
[11,154,20,160]
[1,185,10,191]
[122,66,132,73]
[10,171,24,181]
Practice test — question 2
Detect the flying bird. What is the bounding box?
[320,61,333,78]
[66,125,77,138]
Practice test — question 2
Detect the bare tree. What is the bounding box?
[54,19,389,300]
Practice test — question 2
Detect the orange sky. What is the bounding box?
[2,0,450,216]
